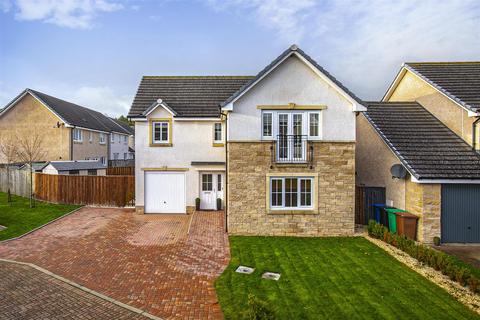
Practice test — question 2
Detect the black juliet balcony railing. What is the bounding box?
[270,135,314,167]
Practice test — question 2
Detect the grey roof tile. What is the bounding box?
[128,76,253,118]
[404,62,480,112]
[363,101,480,180]
[47,161,106,171]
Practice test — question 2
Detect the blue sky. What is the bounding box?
[1,0,479,117]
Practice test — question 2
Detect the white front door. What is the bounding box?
[144,171,186,214]
[200,173,224,210]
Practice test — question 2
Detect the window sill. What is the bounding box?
[267,209,317,215]
[212,142,224,147]
[150,143,173,147]
[73,140,83,144]
[99,142,106,145]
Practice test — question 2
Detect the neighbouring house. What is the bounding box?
[0,89,134,165]
[108,118,135,162]
[129,45,366,237]
[357,62,480,244]
[42,160,107,176]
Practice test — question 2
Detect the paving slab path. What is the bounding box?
[0,208,230,319]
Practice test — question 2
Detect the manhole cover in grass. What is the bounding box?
[235,266,254,274]
[262,272,281,281]
[0,225,6,231]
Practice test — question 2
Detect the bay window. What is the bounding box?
[270,177,314,209]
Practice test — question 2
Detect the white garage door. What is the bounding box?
[144,171,186,214]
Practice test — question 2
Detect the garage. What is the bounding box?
[441,184,480,243]
[144,171,186,214]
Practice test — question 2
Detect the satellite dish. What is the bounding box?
[391,164,407,179]
[157,98,163,104]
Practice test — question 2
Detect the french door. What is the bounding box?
[277,113,306,162]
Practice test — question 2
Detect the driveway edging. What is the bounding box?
[0,206,85,243]
[0,258,163,320]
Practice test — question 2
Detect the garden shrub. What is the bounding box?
[368,221,479,294]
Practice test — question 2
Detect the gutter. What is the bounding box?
[70,127,74,160]
[221,110,228,233]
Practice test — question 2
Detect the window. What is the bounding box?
[214,123,222,142]
[152,121,170,144]
[270,177,314,209]
[309,112,320,137]
[262,112,273,138]
[124,135,127,143]
[111,134,115,143]
[73,129,82,142]
[118,134,121,143]
[69,170,80,175]
[217,174,222,191]
[202,174,213,191]
[99,133,106,144]
[100,157,106,165]
[89,131,93,143]
[124,153,127,160]
[88,169,97,176]
[113,153,119,160]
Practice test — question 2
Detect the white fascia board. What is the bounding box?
[294,52,366,112]
[130,117,148,122]
[221,102,233,111]
[468,110,480,117]
[411,175,480,184]
[74,126,109,134]
[144,102,176,117]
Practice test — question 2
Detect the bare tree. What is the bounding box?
[17,131,46,208]
[0,134,19,203]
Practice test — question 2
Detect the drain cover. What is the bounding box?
[0,225,6,231]
[262,272,281,281]
[235,266,254,274]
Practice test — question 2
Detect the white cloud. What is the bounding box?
[3,0,123,29]
[203,0,480,99]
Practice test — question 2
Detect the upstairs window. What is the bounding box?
[89,131,93,143]
[111,134,115,143]
[152,121,170,144]
[214,123,222,142]
[124,135,128,143]
[73,129,83,142]
[262,112,273,138]
[99,133,106,144]
[309,112,320,137]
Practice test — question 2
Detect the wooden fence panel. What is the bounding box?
[106,166,134,176]
[35,173,135,207]
[0,167,32,198]
[355,186,365,225]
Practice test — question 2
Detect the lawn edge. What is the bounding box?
[0,205,84,243]
[364,235,480,315]
[0,258,162,320]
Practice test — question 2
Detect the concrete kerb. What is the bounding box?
[0,258,163,320]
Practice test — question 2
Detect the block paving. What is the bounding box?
[0,208,230,319]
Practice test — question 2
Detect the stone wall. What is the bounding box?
[227,141,355,236]
[405,177,441,243]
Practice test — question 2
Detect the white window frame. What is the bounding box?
[100,156,106,165]
[308,112,321,139]
[73,129,83,142]
[124,135,128,144]
[89,131,93,143]
[111,134,115,143]
[269,177,314,210]
[262,110,322,140]
[213,123,223,143]
[262,112,273,139]
[152,121,170,144]
[99,133,106,144]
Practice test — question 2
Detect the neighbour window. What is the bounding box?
[270,177,313,209]
[124,135,128,143]
[100,157,106,165]
[118,134,121,143]
[87,169,97,176]
[111,134,115,143]
[99,133,106,144]
[309,113,320,137]
[124,153,127,160]
[73,129,82,142]
[89,131,93,143]
[202,174,213,191]
[214,123,222,142]
[69,170,80,175]
[262,112,273,138]
[152,121,169,144]
[113,153,119,160]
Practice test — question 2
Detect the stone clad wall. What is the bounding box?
[405,178,441,243]
[227,141,355,236]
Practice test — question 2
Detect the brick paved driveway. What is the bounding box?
[0,208,230,319]
[0,260,149,320]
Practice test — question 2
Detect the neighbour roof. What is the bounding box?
[363,102,480,180]
[221,44,365,108]
[108,117,134,135]
[402,62,480,113]
[46,161,106,171]
[1,89,132,135]
[128,76,254,118]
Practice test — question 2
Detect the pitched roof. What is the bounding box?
[221,44,365,109]
[108,117,134,135]
[363,102,480,180]
[1,89,131,134]
[46,160,106,171]
[402,62,480,113]
[128,76,254,118]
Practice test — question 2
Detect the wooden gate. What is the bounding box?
[355,186,386,225]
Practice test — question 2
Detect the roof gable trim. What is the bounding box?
[142,100,177,117]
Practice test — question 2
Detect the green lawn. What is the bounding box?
[215,236,479,320]
[0,192,80,241]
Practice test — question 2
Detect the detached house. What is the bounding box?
[0,89,133,165]
[129,45,366,236]
[357,62,480,243]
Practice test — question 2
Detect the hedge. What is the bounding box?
[368,220,479,294]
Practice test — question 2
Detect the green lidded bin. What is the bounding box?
[384,208,406,233]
